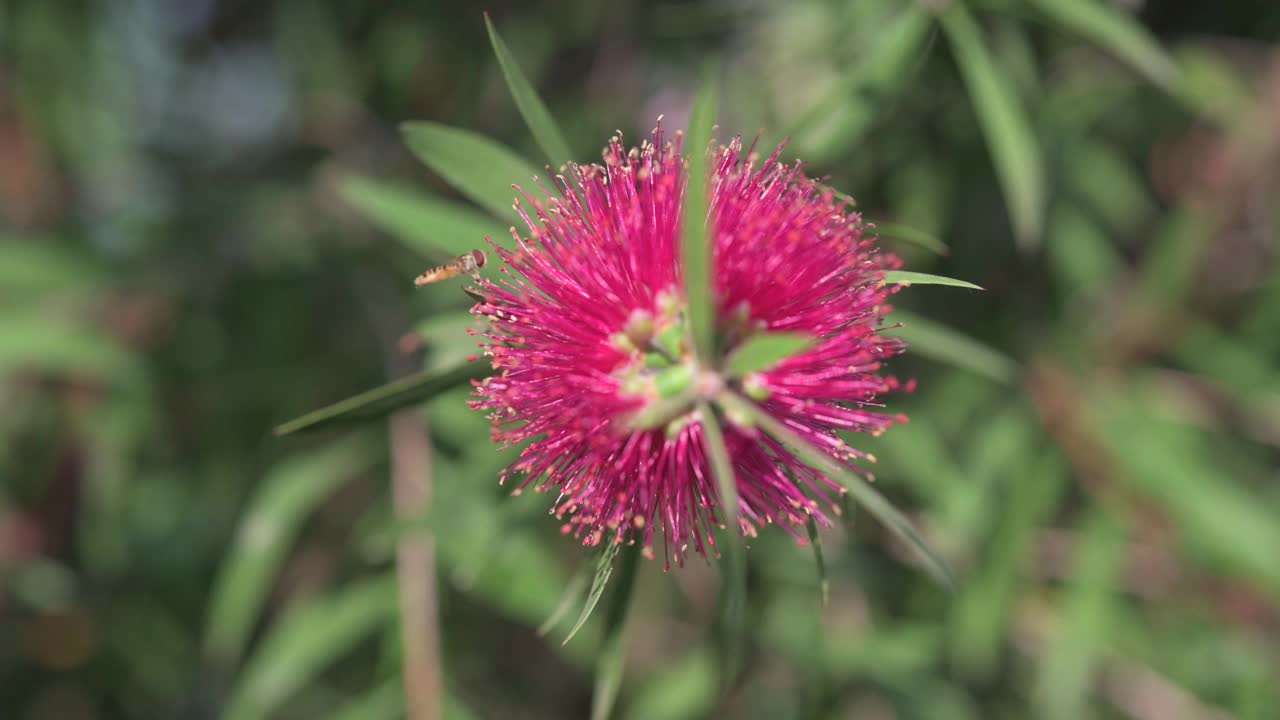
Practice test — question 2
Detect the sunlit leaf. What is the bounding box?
[873,222,948,255]
[274,359,490,435]
[732,395,955,590]
[1031,0,1179,90]
[204,435,378,666]
[0,313,141,382]
[941,4,1045,250]
[888,310,1017,384]
[341,175,508,258]
[401,122,541,226]
[485,13,574,167]
[884,271,984,291]
[725,332,813,377]
[682,62,719,365]
[563,539,622,646]
[0,237,104,296]
[224,577,397,720]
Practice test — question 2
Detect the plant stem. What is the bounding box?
[391,409,443,720]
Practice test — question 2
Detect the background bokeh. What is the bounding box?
[2,0,1278,718]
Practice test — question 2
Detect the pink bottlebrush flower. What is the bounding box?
[470,124,909,569]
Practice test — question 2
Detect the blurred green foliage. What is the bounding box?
[2,1,1278,718]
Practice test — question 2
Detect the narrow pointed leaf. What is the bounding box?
[341,175,508,257]
[224,578,397,720]
[401,122,541,226]
[1031,0,1179,90]
[204,435,377,666]
[806,517,830,607]
[884,271,984,290]
[888,309,1018,384]
[590,543,641,720]
[681,62,719,364]
[484,13,574,167]
[698,403,746,684]
[873,222,948,255]
[274,360,490,436]
[734,394,955,590]
[725,332,813,377]
[563,539,622,646]
[941,4,1045,250]
[538,563,590,636]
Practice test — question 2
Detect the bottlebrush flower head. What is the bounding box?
[469,123,909,569]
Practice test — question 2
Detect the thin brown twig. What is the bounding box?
[391,409,443,720]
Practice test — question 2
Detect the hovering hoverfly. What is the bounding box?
[414,249,487,286]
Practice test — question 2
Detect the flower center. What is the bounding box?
[610,291,705,434]
[611,290,757,435]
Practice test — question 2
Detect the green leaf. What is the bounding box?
[806,517,830,607]
[787,5,933,156]
[888,310,1017,384]
[0,312,141,383]
[621,648,717,720]
[401,122,542,226]
[484,12,574,167]
[273,360,491,436]
[0,237,105,296]
[698,403,746,685]
[538,563,590,636]
[563,539,622,646]
[681,62,719,365]
[1033,511,1125,720]
[873,222,949,255]
[732,394,955,591]
[941,4,1045,250]
[329,676,404,720]
[590,543,641,720]
[1031,0,1179,90]
[883,271,984,291]
[223,577,397,720]
[341,175,508,258]
[725,332,813,377]
[204,435,378,666]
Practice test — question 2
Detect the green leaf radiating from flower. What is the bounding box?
[484,12,575,167]
[273,360,490,436]
[340,175,509,258]
[563,538,622,647]
[883,270,984,290]
[698,402,747,687]
[537,564,589,637]
[681,62,719,366]
[941,4,1046,251]
[730,394,956,591]
[589,544,641,720]
[725,331,813,377]
[401,122,541,227]
[806,516,830,607]
[872,221,949,255]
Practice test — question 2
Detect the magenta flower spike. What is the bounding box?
[469,124,910,569]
